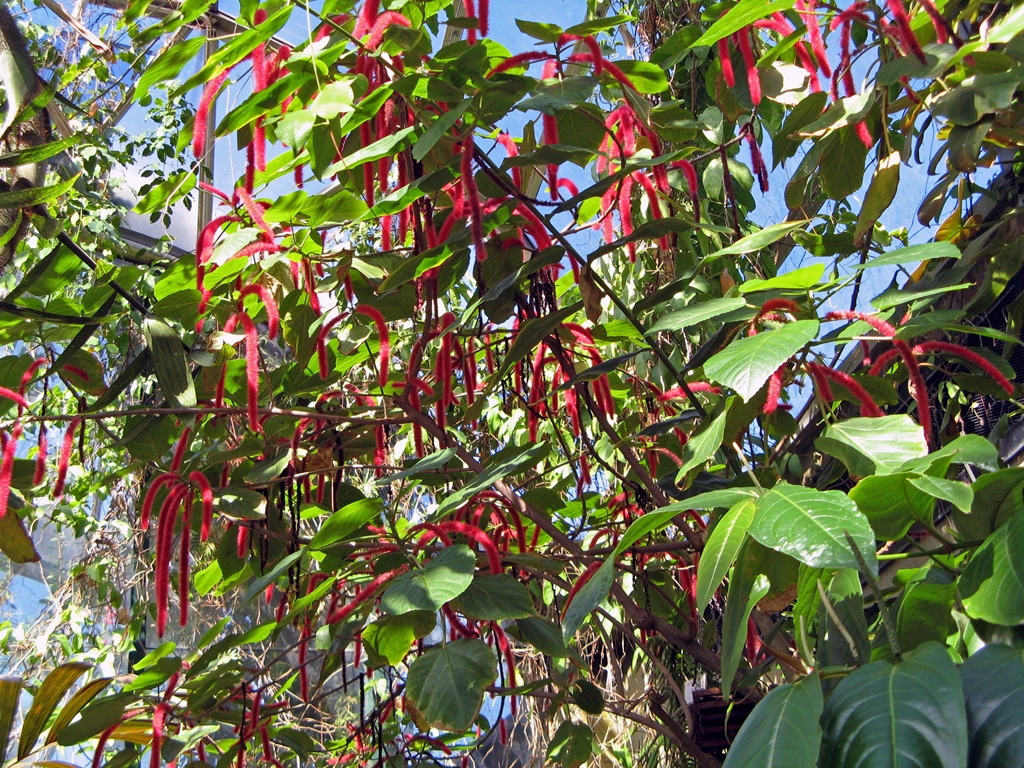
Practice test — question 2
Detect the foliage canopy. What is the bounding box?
[1,0,1024,766]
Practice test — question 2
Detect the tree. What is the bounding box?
[0,0,1023,765]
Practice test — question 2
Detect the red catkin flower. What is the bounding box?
[354,305,390,389]
[886,0,927,62]
[718,38,735,87]
[32,428,46,486]
[189,470,214,542]
[193,71,229,159]
[155,483,188,637]
[558,33,602,75]
[796,0,832,77]
[326,566,408,625]
[913,341,1015,396]
[806,362,883,417]
[0,387,28,410]
[0,423,22,520]
[487,51,554,77]
[238,284,280,339]
[54,418,80,499]
[150,702,169,768]
[671,160,700,223]
[365,11,411,49]
[745,132,769,193]
[763,365,786,414]
[736,28,762,105]
[179,496,192,627]
[561,562,602,619]
[170,426,190,472]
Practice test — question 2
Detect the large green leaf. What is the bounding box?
[819,643,967,768]
[960,644,1024,768]
[676,408,728,480]
[750,483,878,575]
[455,574,536,621]
[0,676,22,763]
[850,472,934,540]
[307,499,380,551]
[562,559,614,642]
[703,320,819,401]
[696,499,755,611]
[647,297,748,334]
[362,612,435,667]
[19,662,92,759]
[896,568,956,653]
[143,316,196,411]
[816,415,927,477]
[547,720,594,767]
[692,0,797,47]
[721,543,769,692]
[954,468,1024,541]
[379,545,476,614]
[405,639,497,731]
[710,220,809,258]
[722,675,823,767]
[960,510,1024,625]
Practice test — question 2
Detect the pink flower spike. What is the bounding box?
[33,429,46,486]
[914,341,1015,396]
[718,38,735,87]
[234,312,262,432]
[0,423,22,520]
[354,305,390,389]
[365,11,411,50]
[189,470,215,542]
[193,71,229,159]
[53,418,79,499]
[238,284,280,339]
[736,29,761,105]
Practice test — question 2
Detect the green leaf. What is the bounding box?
[405,639,497,731]
[515,18,563,42]
[955,467,1024,541]
[44,677,112,745]
[721,551,769,691]
[0,135,78,169]
[676,408,728,480]
[562,559,614,642]
[751,483,878,575]
[456,574,536,620]
[509,617,571,657]
[896,568,956,653]
[570,680,605,715]
[213,487,267,520]
[375,447,457,486]
[413,99,471,162]
[547,721,594,767]
[436,444,546,516]
[491,303,581,384]
[816,415,927,477]
[0,173,79,208]
[133,171,196,214]
[738,263,824,293]
[908,475,973,513]
[854,241,961,270]
[703,319,819,401]
[692,0,797,47]
[820,643,967,768]
[960,510,1024,626]
[960,644,1024,768]
[307,499,380,550]
[135,36,207,102]
[722,675,823,768]
[0,511,39,564]
[710,220,808,258]
[613,61,668,94]
[19,662,92,759]
[379,545,476,614]
[696,499,756,611]
[647,297,748,334]
[850,473,934,540]
[143,316,196,411]
[362,612,435,667]
[0,676,22,764]
[898,434,999,475]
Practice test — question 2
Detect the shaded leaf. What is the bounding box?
[722,675,823,768]
[380,545,476,614]
[406,639,496,731]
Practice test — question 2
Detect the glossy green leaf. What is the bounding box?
[19,662,92,759]
[704,320,819,401]
[696,499,755,611]
[0,676,22,764]
[722,674,823,768]
[307,499,380,550]
[379,545,476,614]
[456,574,536,620]
[562,559,614,642]
[0,173,79,208]
[547,721,594,767]
[908,475,973,513]
[960,510,1024,626]
[676,408,728,480]
[820,643,967,768]
[854,241,961,270]
[647,297,748,334]
[896,568,956,653]
[143,316,196,411]
[850,472,934,540]
[955,467,1024,541]
[751,483,878,575]
[406,639,497,731]
[362,612,435,667]
[816,415,927,477]
[710,220,808,257]
[960,644,1024,768]
[721,549,769,692]
[738,263,824,293]
[692,0,797,47]
[133,171,196,214]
